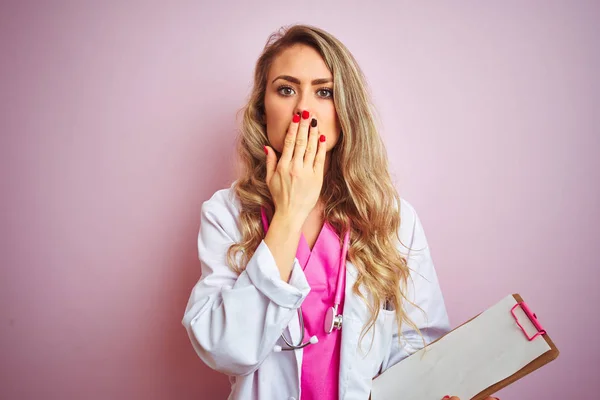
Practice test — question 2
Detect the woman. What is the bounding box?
[182,25,500,400]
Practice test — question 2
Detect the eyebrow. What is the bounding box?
[271,75,333,85]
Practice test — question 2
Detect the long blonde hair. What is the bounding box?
[227,24,424,346]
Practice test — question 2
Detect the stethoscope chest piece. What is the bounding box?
[324,305,343,334]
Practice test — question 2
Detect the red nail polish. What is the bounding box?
[293,113,300,123]
[319,135,325,142]
[263,146,268,155]
[302,110,309,120]
[442,397,450,399]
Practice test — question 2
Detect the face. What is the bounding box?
[263,44,341,155]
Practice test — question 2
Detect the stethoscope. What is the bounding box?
[261,207,350,352]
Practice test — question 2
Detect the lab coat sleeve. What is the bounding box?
[380,200,451,372]
[181,192,310,376]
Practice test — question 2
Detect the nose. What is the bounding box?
[294,90,314,117]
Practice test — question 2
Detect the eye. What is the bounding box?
[277,86,295,96]
[317,88,333,99]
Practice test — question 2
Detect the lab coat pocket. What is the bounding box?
[353,305,395,379]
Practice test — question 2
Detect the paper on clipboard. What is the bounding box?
[371,295,552,400]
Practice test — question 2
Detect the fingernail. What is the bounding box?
[263,146,268,155]
[311,118,317,127]
[293,113,300,123]
[302,110,310,120]
[442,397,450,399]
[319,135,325,142]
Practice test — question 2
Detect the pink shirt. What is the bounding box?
[295,221,346,400]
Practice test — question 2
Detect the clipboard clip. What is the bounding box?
[511,301,546,341]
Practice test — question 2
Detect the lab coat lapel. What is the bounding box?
[338,260,360,400]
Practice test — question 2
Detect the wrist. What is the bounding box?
[271,211,305,233]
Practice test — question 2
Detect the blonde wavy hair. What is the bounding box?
[226,24,424,347]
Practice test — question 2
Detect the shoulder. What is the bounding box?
[396,197,429,256]
[199,181,242,239]
[202,181,240,212]
[398,197,418,227]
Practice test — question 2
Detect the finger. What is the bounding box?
[441,397,460,400]
[313,132,326,174]
[303,117,319,167]
[292,110,311,168]
[264,145,276,184]
[279,112,301,166]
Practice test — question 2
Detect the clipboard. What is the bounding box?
[371,294,560,400]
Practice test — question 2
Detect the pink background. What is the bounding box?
[1,1,598,399]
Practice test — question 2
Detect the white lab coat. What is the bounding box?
[182,183,450,400]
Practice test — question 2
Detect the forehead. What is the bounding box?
[268,44,332,81]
